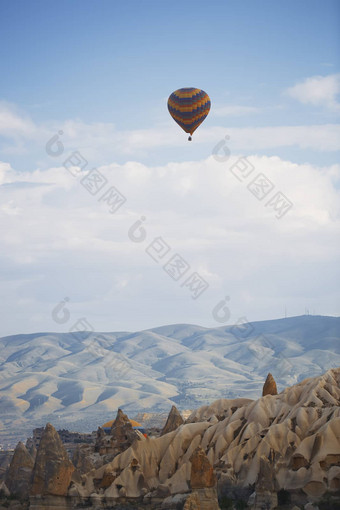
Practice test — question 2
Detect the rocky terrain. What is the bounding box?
[1,315,340,446]
[1,368,340,509]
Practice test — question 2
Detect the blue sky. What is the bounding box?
[0,0,339,335]
[1,0,339,166]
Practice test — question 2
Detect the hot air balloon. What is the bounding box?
[167,88,211,141]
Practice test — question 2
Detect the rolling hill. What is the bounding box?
[0,315,339,444]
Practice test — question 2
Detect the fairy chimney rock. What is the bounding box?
[161,405,184,436]
[190,446,216,489]
[5,441,34,497]
[262,373,278,396]
[30,422,74,496]
[111,408,138,442]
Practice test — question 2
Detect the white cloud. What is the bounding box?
[0,102,37,137]
[0,155,339,336]
[0,104,339,168]
[204,124,340,152]
[213,105,260,117]
[285,74,340,111]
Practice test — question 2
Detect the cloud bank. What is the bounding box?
[0,102,339,171]
[1,154,339,336]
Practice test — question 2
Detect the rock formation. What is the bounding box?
[161,405,184,436]
[30,423,74,496]
[95,408,140,457]
[3,368,340,508]
[190,446,216,489]
[69,368,340,505]
[187,446,220,510]
[5,442,34,497]
[110,408,139,446]
[94,426,107,454]
[0,480,10,496]
[183,492,200,509]
[262,372,278,396]
[253,454,278,509]
[72,445,96,474]
[0,451,13,483]
[25,437,37,460]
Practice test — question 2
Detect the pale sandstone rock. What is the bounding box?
[30,423,74,496]
[0,481,10,497]
[70,369,340,501]
[183,488,221,510]
[72,445,96,475]
[161,406,184,436]
[95,408,140,457]
[262,373,278,396]
[183,492,200,510]
[5,442,34,497]
[190,446,216,489]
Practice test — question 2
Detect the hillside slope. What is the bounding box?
[1,315,339,442]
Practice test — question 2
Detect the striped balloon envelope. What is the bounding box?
[167,88,211,141]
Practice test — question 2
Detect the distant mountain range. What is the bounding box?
[1,315,339,443]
